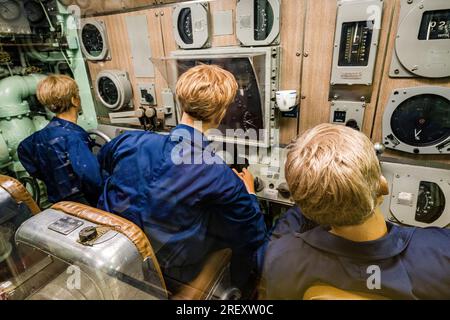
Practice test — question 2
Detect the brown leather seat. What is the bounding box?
[0,175,40,215]
[303,283,389,300]
[51,201,233,300]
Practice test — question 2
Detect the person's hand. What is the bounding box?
[232,168,256,195]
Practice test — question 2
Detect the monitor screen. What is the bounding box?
[177,57,264,140]
[418,9,450,40]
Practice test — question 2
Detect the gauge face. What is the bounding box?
[177,7,193,45]
[254,0,274,41]
[338,20,374,67]
[418,9,450,41]
[415,181,446,224]
[0,0,22,21]
[98,77,119,107]
[24,0,45,24]
[390,94,450,147]
[82,23,104,58]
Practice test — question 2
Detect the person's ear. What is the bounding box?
[71,96,81,111]
[378,175,389,196]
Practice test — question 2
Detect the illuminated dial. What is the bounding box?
[0,0,21,21]
[177,8,193,45]
[415,181,446,224]
[390,94,450,147]
[254,0,274,41]
[98,77,119,106]
[24,0,45,24]
[82,23,104,58]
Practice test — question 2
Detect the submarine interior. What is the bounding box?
[0,0,449,300]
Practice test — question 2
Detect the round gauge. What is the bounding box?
[177,7,193,45]
[415,181,446,224]
[98,76,119,107]
[390,94,450,147]
[0,0,22,21]
[80,21,109,61]
[24,1,45,24]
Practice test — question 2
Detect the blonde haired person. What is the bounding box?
[18,75,102,206]
[97,64,267,295]
[262,124,450,299]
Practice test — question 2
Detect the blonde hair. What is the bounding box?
[176,64,238,123]
[285,124,381,226]
[36,74,79,114]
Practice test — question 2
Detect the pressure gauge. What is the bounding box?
[383,87,450,154]
[95,70,132,111]
[172,2,210,49]
[80,20,110,61]
[415,181,446,224]
[236,0,280,46]
[0,0,21,21]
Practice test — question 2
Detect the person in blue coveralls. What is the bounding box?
[97,64,268,296]
[262,124,450,299]
[18,75,102,206]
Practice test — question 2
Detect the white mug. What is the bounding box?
[276,90,298,112]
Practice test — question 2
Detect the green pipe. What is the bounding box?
[0,134,9,167]
[0,117,36,161]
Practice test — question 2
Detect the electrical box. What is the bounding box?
[137,83,156,106]
[236,0,281,46]
[330,0,383,86]
[390,0,450,78]
[330,101,366,131]
[172,2,210,49]
[80,20,110,61]
[382,86,450,155]
[381,160,450,228]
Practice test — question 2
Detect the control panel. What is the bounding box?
[381,159,450,228]
[390,0,450,78]
[137,83,156,106]
[330,101,366,131]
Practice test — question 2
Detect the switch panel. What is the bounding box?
[137,83,156,106]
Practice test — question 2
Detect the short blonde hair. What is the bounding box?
[176,64,238,123]
[36,75,79,114]
[285,124,381,226]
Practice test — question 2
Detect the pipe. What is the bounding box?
[0,74,47,166]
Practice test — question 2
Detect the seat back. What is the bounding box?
[303,283,388,300]
[52,202,236,300]
[0,175,40,215]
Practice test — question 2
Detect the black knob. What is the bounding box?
[345,119,360,131]
[277,182,291,198]
[145,93,154,104]
[254,177,265,193]
[79,226,97,243]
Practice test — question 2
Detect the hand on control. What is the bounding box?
[233,168,256,195]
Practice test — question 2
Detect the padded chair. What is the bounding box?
[0,175,40,215]
[303,283,389,300]
[51,201,238,300]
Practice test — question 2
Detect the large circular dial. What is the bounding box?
[177,7,193,45]
[81,23,104,58]
[390,94,450,147]
[415,181,446,224]
[0,0,21,21]
[98,76,119,106]
[254,0,274,41]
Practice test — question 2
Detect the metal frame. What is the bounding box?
[329,100,366,130]
[382,86,450,154]
[236,0,281,46]
[95,70,133,111]
[330,0,384,86]
[389,0,450,78]
[79,20,111,61]
[380,160,450,228]
[169,46,280,148]
[172,2,210,49]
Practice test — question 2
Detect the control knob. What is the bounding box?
[277,182,291,198]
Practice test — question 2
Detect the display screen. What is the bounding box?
[338,21,374,67]
[254,0,274,41]
[390,94,450,147]
[177,8,193,45]
[418,9,450,40]
[177,58,264,139]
